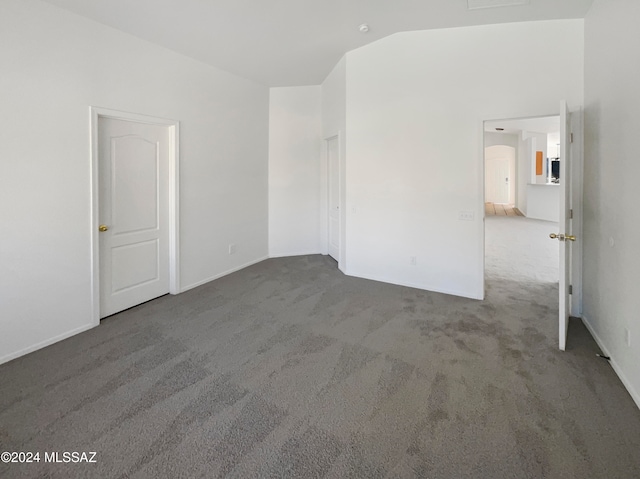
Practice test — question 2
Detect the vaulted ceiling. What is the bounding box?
[42,0,594,86]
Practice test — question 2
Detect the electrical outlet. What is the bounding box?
[228,243,236,255]
[410,256,417,266]
[459,211,475,221]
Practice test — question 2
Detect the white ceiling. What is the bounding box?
[41,0,594,86]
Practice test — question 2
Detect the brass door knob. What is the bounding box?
[549,233,576,242]
[99,225,109,232]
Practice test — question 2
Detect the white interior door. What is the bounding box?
[486,157,510,204]
[98,117,170,318]
[557,100,573,350]
[327,136,340,261]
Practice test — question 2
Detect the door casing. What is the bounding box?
[90,107,180,325]
[326,135,340,262]
[321,132,345,271]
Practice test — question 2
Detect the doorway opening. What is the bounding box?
[481,100,583,351]
[90,107,180,325]
[482,111,570,349]
[483,115,561,288]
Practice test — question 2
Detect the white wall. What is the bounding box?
[526,185,560,222]
[516,134,529,214]
[322,57,347,141]
[526,132,549,184]
[345,20,584,299]
[268,86,322,257]
[521,131,559,222]
[583,0,640,408]
[320,58,347,267]
[0,0,269,364]
[484,132,518,150]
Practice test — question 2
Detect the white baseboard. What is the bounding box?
[582,315,640,411]
[0,322,98,366]
[180,255,269,293]
[268,251,322,259]
[344,269,483,300]
[1,256,271,365]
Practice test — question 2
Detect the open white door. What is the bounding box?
[555,101,574,351]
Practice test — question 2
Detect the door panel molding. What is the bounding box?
[90,107,180,325]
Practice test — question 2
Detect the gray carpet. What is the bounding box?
[1,218,640,478]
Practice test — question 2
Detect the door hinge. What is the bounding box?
[569,209,573,219]
[569,285,573,295]
[570,133,574,143]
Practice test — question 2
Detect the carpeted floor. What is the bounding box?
[485,215,559,284]
[1,217,639,478]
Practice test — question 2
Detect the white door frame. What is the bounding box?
[325,134,340,263]
[321,132,346,271]
[569,108,584,318]
[90,107,180,325]
[479,109,584,322]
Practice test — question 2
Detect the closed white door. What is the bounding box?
[98,117,170,317]
[327,136,340,261]
[486,157,510,204]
